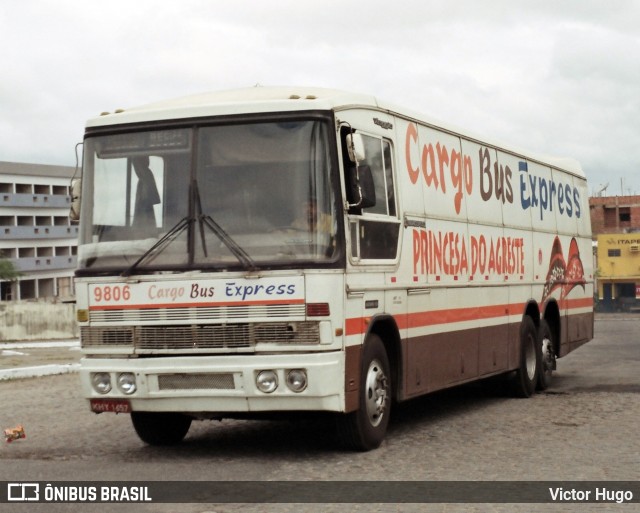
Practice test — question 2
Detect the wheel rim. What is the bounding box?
[364,358,389,427]
[524,332,537,381]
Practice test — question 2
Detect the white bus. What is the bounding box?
[74,87,593,450]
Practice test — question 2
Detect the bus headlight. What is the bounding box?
[256,370,278,393]
[91,372,112,394]
[117,373,137,395]
[286,369,308,393]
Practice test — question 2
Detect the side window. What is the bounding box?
[343,131,400,261]
[361,137,396,217]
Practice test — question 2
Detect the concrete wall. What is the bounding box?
[0,300,78,341]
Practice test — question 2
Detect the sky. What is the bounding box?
[1,0,638,195]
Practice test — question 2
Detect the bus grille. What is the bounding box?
[157,373,236,390]
[80,322,320,350]
[89,303,306,323]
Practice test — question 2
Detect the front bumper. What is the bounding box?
[80,351,346,414]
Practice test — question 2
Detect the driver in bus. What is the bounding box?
[291,198,332,234]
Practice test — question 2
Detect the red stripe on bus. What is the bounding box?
[345,297,593,336]
[89,298,306,311]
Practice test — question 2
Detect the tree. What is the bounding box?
[0,258,21,281]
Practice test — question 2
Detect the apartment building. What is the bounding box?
[0,161,78,301]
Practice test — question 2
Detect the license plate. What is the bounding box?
[90,398,131,413]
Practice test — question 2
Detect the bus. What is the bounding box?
[73,86,593,450]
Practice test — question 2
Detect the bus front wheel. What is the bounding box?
[337,335,391,451]
[131,412,192,446]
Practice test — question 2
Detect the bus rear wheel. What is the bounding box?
[336,335,391,451]
[131,412,192,446]
[537,319,555,390]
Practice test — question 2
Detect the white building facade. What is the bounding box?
[0,161,78,301]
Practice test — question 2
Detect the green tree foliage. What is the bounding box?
[0,258,21,281]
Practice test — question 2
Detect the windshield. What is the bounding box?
[77,120,340,272]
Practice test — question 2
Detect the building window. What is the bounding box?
[608,249,621,257]
[19,279,36,299]
[619,208,631,223]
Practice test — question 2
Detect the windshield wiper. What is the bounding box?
[198,214,256,270]
[120,179,256,276]
[120,216,191,277]
[194,180,256,271]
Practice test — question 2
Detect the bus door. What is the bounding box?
[339,119,403,379]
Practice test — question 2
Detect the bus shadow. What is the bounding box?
[389,376,509,435]
[140,414,340,458]
[131,377,511,459]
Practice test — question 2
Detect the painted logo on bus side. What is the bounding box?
[89,277,304,309]
[541,236,586,303]
[412,228,525,279]
[404,123,581,220]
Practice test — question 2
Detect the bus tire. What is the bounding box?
[131,412,192,446]
[511,316,540,398]
[537,319,555,391]
[337,335,391,451]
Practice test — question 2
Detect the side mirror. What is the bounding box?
[347,165,376,209]
[346,133,365,163]
[69,178,81,222]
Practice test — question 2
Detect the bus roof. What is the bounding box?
[87,86,374,126]
[87,86,584,178]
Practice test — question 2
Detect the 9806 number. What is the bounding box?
[93,285,131,303]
